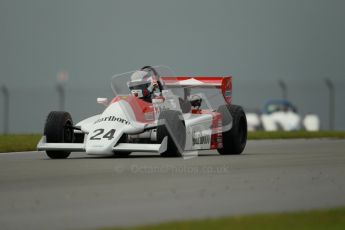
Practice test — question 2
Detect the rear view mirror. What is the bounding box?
[97,97,109,106]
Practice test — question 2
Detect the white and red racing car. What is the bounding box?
[37,66,247,158]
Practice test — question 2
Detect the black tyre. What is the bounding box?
[217,105,247,155]
[113,135,131,157]
[44,111,73,159]
[157,110,186,157]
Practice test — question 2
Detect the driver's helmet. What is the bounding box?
[127,70,155,101]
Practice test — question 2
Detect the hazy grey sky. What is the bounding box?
[1,0,345,132]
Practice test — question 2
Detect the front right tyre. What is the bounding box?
[44,111,73,159]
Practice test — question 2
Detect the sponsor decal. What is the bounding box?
[192,131,211,145]
[94,116,130,125]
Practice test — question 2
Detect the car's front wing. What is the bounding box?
[37,136,168,154]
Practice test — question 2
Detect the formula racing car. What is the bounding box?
[37,66,247,158]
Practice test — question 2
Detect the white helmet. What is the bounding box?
[128,70,154,100]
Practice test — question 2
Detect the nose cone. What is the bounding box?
[85,101,134,155]
[85,127,123,155]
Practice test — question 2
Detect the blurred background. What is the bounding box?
[0,0,344,134]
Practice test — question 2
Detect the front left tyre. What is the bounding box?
[44,111,73,159]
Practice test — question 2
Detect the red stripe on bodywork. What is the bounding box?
[111,96,154,123]
[211,112,223,149]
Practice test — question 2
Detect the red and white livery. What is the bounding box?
[37,66,247,159]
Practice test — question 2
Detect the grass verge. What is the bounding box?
[248,131,345,140]
[100,207,345,230]
[0,134,41,153]
[0,131,345,153]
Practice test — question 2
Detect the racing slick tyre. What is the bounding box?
[157,110,186,157]
[217,105,247,155]
[44,111,73,159]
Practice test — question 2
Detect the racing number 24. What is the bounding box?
[90,129,116,140]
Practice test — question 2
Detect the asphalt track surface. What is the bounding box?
[1,139,345,230]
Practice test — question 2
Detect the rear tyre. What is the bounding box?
[44,111,73,159]
[157,110,186,157]
[217,105,247,155]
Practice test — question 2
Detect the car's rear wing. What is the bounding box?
[161,76,232,104]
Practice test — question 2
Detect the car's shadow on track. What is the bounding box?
[42,155,158,160]
[50,152,226,160]
[40,150,250,160]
